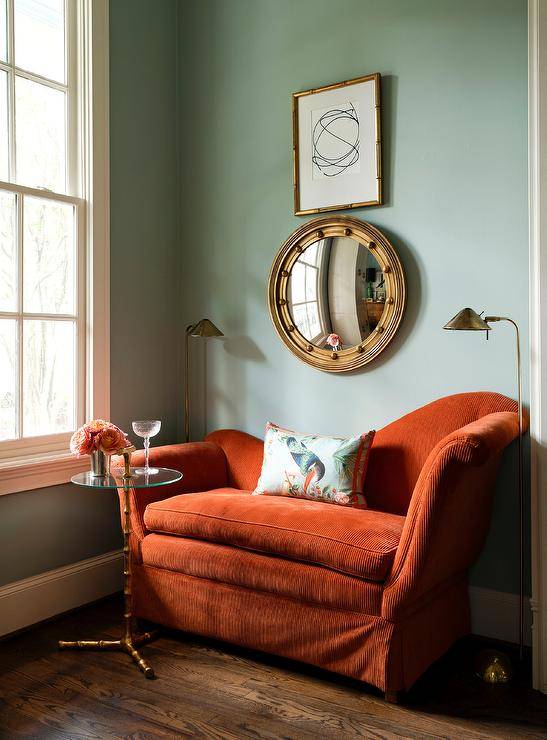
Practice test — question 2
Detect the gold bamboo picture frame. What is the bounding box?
[293,73,382,216]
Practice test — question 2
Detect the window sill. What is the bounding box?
[0,453,91,496]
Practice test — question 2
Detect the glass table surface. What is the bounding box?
[71,468,183,489]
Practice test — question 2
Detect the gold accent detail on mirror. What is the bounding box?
[316,230,324,238]
[268,216,406,373]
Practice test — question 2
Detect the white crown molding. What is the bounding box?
[0,549,122,638]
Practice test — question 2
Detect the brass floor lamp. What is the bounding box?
[444,308,524,682]
[185,319,223,442]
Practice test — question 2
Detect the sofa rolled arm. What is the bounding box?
[117,441,228,558]
[425,411,521,467]
[382,411,520,620]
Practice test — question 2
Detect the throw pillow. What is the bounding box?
[253,423,375,508]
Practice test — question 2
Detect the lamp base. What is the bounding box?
[474,648,513,684]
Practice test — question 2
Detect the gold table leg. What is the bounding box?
[59,465,158,679]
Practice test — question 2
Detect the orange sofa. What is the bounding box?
[121,392,520,699]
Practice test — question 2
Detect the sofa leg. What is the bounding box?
[384,690,401,704]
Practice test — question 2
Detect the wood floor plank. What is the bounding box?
[4,645,320,740]
[8,657,259,740]
[135,635,518,739]
[1,596,546,740]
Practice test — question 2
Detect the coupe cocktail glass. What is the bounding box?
[132,420,161,475]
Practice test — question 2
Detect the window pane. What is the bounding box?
[0,70,8,181]
[0,191,17,311]
[0,0,6,62]
[292,304,310,339]
[16,76,66,192]
[304,242,318,266]
[14,0,65,83]
[290,261,306,304]
[0,319,17,441]
[23,319,75,436]
[305,265,317,301]
[307,304,320,339]
[24,197,75,314]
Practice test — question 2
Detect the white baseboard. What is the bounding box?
[0,554,530,646]
[0,549,123,637]
[470,586,532,646]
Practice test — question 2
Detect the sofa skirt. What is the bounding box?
[133,563,470,693]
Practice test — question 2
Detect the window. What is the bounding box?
[0,0,109,492]
[289,241,324,342]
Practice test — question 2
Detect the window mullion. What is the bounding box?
[6,0,13,65]
[16,190,23,439]
[11,66,68,93]
[66,0,79,196]
[6,0,14,182]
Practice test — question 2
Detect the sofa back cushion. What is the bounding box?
[206,392,517,517]
[364,391,517,515]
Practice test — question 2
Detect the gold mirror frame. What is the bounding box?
[268,216,406,373]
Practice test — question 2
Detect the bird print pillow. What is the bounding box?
[253,423,375,508]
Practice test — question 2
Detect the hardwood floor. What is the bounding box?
[0,596,546,739]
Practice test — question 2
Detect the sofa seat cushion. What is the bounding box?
[144,489,404,581]
[140,533,384,613]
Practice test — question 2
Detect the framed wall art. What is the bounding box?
[292,73,382,216]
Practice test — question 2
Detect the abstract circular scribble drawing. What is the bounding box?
[312,103,360,178]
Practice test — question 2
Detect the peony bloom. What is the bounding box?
[88,419,108,433]
[98,424,129,455]
[326,333,341,348]
[70,426,95,456]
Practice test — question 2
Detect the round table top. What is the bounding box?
[71,467,183,490]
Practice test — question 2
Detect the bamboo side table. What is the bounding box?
[60,455,182,678]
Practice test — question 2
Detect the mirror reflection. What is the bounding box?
[288,236,386,350]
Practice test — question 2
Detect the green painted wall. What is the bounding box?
[0,0,180,587]
[0,0,529,601]
[179,0,529,594]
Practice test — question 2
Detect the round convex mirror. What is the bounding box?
[269,216,405,372]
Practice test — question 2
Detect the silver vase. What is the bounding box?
[90,450,110,477]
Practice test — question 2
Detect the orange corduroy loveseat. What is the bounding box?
[121,392,520,700]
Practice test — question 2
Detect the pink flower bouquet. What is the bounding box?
[70,420,130,457]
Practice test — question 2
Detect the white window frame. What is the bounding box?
[0,0,109,495]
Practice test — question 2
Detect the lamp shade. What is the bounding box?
[443,308,492,331]
[189,319,224,338]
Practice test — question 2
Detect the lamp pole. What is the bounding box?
[185,324,193,443]
[184,320,224,443]
[443,308,525,679]
[485,316,524,660]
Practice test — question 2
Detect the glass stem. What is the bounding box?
[144,437,150,473]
